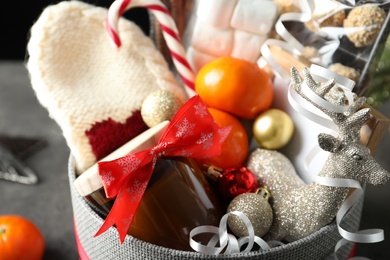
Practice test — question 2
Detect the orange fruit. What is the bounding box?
[195,56,273,119]
[0,215,45,260]
[197,107,248,169]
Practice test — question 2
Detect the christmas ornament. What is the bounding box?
[206,166,259,202]
[227,187,273,238]
[246,67,390,242]
[253,109,294,150]
[141,89,182,128]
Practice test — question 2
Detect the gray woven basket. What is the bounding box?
[69,155,363,260]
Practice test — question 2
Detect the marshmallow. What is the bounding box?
[187,47,218,73]
[230,0,277,35]
[191,22,234,56]
[231,30,266,62]
[196,0,238,28]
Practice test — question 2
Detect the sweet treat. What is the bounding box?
[301,46,320,61]
[305,10,346,33]
[186,0,277,72]
[196,0,237,27]
[343,4,386,48]
[191,22,233,57]
[230,0,277,35]
[328,63,361,83]
[231,30,267,62]
[273,0,299,14]
[186,47,216,73]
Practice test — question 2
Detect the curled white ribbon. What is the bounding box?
[313,175,385,260]
[189,211,271,255]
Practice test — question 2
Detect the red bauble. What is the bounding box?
[218,167,259,201]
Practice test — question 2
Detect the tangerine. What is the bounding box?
[0,215,45,260]
[197,107,248,169]
[195,56,273,119]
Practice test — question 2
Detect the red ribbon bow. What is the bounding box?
[95,95,231,242]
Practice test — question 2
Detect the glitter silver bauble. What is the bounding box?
[227,191,273,238]
[141,90,182,127]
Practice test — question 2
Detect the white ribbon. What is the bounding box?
[189,211,271,255]
[313,175,385,259]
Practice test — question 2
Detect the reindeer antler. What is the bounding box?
[290,67,371,142]
[291,67,342,112]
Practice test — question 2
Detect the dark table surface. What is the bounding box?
[0,61,389,259]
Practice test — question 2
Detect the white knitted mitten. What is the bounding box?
[27,1,187,173]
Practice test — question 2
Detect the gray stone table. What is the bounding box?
[0,62,77,259]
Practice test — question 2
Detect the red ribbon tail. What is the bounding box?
[95,167,154,243]
[94,200,129,243]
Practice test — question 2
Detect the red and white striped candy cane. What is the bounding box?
[106,0,196,95]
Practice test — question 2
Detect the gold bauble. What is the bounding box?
[141,90,182,127]
[253,109,294,149]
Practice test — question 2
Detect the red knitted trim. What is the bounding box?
[85,110,148,161]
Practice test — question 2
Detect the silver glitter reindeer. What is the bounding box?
[246,67,390,242]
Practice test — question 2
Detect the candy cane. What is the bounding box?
[106,0,196,95]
